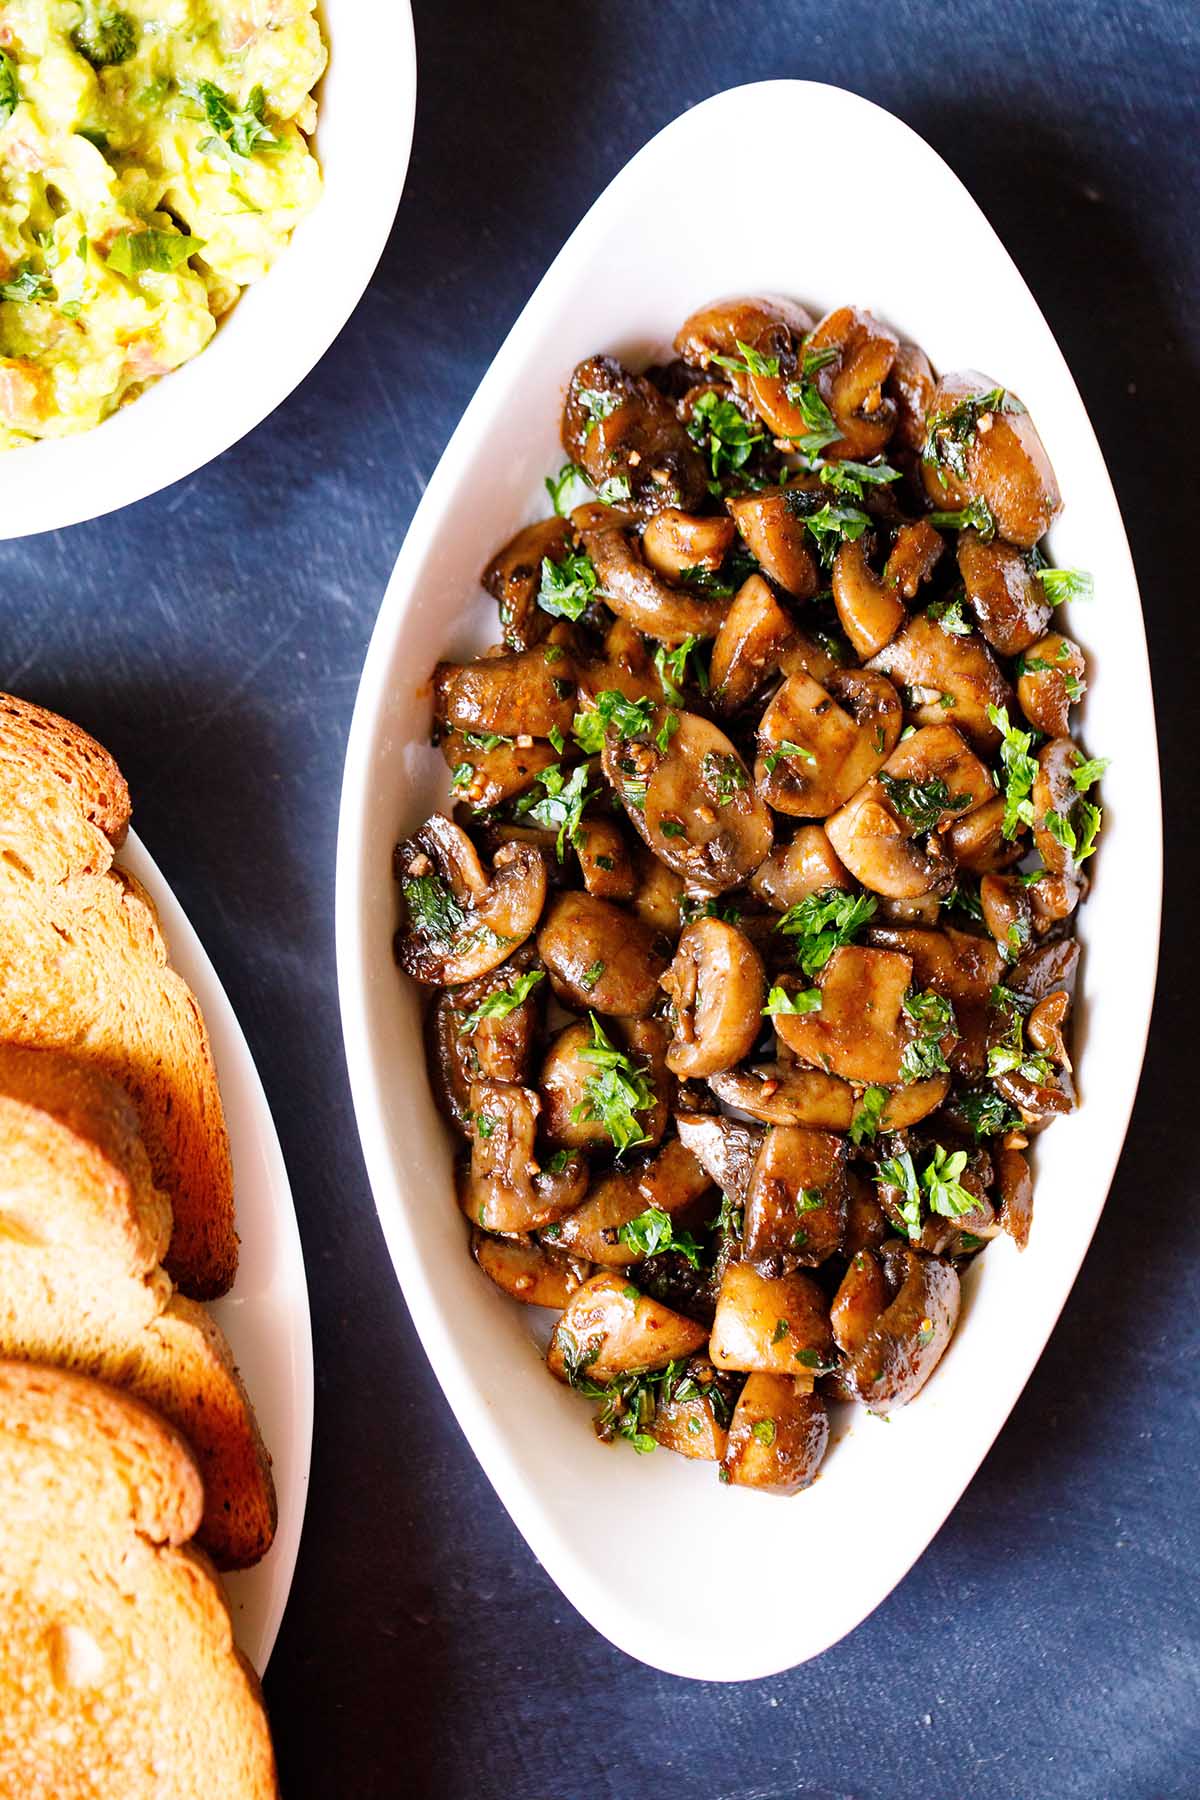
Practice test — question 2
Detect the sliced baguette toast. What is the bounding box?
[0,1361,278,1799]
[0,692,236,1298]
[0,1044,276,1569]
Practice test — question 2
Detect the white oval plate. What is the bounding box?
[336,80,1162,1681]
[120,832,313,1674]
[0,0,416,539]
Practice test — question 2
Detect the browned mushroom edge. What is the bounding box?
[392,296,1104,1495]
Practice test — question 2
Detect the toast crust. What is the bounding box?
[0,692,130,891]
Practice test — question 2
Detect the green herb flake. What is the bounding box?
[459,969,544,1035]
[751,1418,777,1447]
[403,872,465,949]
[878,773,970,834]
[776,886,877,978]
[0,50,19,128]
[105,229,205,278]
[1037,567,1094,606]
[927,595,972,638]
[763,985,823,1017]
[687,389,764,484]
[618,1205,702,1269]
[849,1084,889,1146]
[180,78,278,162]
[763,739,817,776]
[571,1013,657,1156]
[899,987,958,1083]
[923,387,1023,482]
[988,705,1041,839]
[926,497,997,538]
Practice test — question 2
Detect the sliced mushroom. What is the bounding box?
[875,1075,953,1128]
[726,485,820,597]
[573,816,636,901]
[957,529,1051,655]
[866,922,1002,1079]
[471,1230,591,1307]
[755,667,902,818]
[395,816,548,984]
[826,724,994,899]
[779,624,850,687]
[439,730,559,810]
[710,1263,833,1374]
[482,516,573,650]
[673,294,814,373]
[761,306,898,459]
[944,795,1023,874]
[1032,737,1088,885]
[537,891,669,1016]
[996,1145,1034,1248]
[539,1017,670,1150]
[921,371,1062,549]
[435,639,577,740]
[1010,936,1080,1004]
[885,341,936,453]
[562,353,708,517]
[831,1250,889,1356]
[867,611,1012,750]
[674,1112,764,1210]
[1016,632,1085,737]
[884,519,945,600]
[628,839,684,934]
[722,1375,829,1494]
[649,1356,733,1461]
[554,1138,711,1265]
[641,508,736,579]
[661,920,766,1079]
[604,710,773,893]
[1027,990,1072,1072]
[709,575,799,715]
[578,515,729,645]
[462,1082,587,1233]
[707,1063,856,1129]
[547,1271,708,1380]
[831,539,905,658]
[427,947,542,1132]
[845,1245,960,1411]
[771,943,914,1085]
[743,1127,847,1269]
[980,873,1035,958]
[749,826,852,911]
[844,1175,892,1255]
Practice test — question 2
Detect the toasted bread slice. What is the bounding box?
[0,862,237,1296]
[0,692,130,892]
[0,1046,275,1569]
[0,1361,278,1798]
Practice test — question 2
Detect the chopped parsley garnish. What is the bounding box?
[876,1145,976,1240]
[771,1319,790,1344]
[787,494,872,565]
[710,338,780,378]
[459,969,544,1035]
[573,688,659,754]
[849,1084,889,1146]
[577,386,623,430]
[180,79,278,162]
[878,773,969,834]
[923,387,1022,481]
[763,739,817,776]
[0,266,54,304]
[763,985,823,1017]
[596,473,633,506]
[680,895,742,926]
[655,636,708,701]
[538,549,598,621]
[403,873,465,949]
[899,987,957,1083]
[580,960,604,992]
[926,497,997,537]
[776,886,877,978]
[957,1085,1022,1139]
[545,461,588,515]
[1037,567,1094,606]
[516,762,593,861]
[687,390,763,484]
[700,750,748,804]
[988,705,1040,838]
[72,6,136,66]
[816,458,900,498]
[475,1111,497,1139]
[1073,754,1108,792]
[572,1013,656,1156]
[987,990,1054,1084]
[750,1418,777,1446]
[782,369,841,457]
[0,51,18,128]
[927,595,972,638]
[105,230,204,278]
[1043,799,1102,866]
[617,1206,702,1269]
[567,1357,731,1453]
[945,878,984,923]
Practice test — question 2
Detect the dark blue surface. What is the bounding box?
[2,3,1198,1795]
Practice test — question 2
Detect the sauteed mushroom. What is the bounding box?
[401,290,1103,1498]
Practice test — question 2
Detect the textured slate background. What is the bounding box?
[2,2,1198,1795]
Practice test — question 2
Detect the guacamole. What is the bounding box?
[0,1,326,445]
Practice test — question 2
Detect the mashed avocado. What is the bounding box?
[0,1,325,445]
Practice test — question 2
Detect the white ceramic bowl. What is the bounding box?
[0,0,416,540]
[336,81,1162,1681]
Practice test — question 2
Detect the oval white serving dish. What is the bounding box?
[336,80,1162,1681]
[0,0,416,540]
[120,832,313,1674]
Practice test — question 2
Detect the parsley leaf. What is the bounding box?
[538,549,597,622]
[763,739,817,776]
[923,387,1022,481]
[899,987,957,1083]
[878,773,969,834]
[572,1013,656,1156]
[988,705,1040,839]
[700,750,748,805]
[877,1144,976,1240]
[926,595,972,638]
[816,458,900,498]
[776,886,877,978]
[1037,567,1094,606]
[655,636,708,701]
[516,762,593,861]
[545,461,588,515]
[0,266,54,304]
[687,390,763,483]
[956,1084,1022,1139]
[617,1205,702,1269]
[180,78,277,162]
[459,969,544,1035]
[710,338,780,379]
[781,378,840,457]
[987,990,1053,1084]
[577,386,622,430]
[849,1084,889,1146]
[0,51,18,128]
[763,985,823,1016]
[798,500,872,565]
[927,497,997,537]
[1073,753,1108,792]
[403,873,465,950]
[106,229,204,277]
